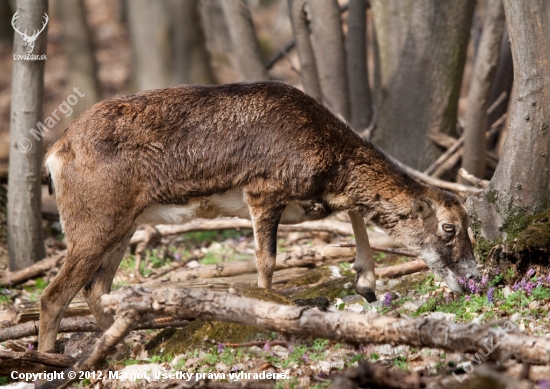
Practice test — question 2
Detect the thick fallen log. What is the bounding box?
[0,350,75,375]
[101,287,550,365]
[0,251,65,286]
[0,315,190,342]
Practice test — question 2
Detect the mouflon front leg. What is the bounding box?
[348,211,377,302]
[248,202,284,289]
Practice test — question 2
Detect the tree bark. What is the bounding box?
[346,0,372,134]
[0,350,75,375]
[60,0,100,116]
[128,0,172,90]
[469,0,550,247]
[308,0,350,120]
[461,0,506,182]
[8,0,47,270]
[370,0,475,170]
[221,0,268,81]
[168,0,216,85]
[287,0,322,102]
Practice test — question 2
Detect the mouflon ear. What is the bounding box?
[411,197,434,219]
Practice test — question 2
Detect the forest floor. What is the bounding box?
[1,215,550,388]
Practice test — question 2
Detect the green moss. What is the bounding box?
[289,275,355,301]
[282,267,333,288]
[148,320,270,356]
[515,208,550,252]
[146,287,292,356]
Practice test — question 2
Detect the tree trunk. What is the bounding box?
[308,0,350,121]
[468,0,550,251]
[287,0,322,102]
[370,0,475,170]
[346,0,372,134]
[8,0,47,270]
[221,0,268,82]
[460,0,506,182]
[60,0,100,116]
[168,0,216,85]
[128,0,172,90]
[0,0,13,44]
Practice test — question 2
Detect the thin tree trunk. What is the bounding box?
[128,0,172,90]
[488,29,513,128]
[221,0,268,81]
[287,0,322,102]
[469,0,550,246]
[8,0,47,270]
[60,0,100,116]
[461,0,506,182]
[308,0,350,121]
[168,0,216,85]
[370,0,475,170]
[346,0,372,134]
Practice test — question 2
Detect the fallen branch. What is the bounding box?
[41,310,141,389]
[391,157,481,193]
[333,242,415,257]
[102,287,550,365]
[129,218,362,245]
[424,135,465,175]
[164,245,356,283]
[458,168,490,188]
[0,251,66,286]
[0,350,75,375]
[0,315,190,342]
[376,259,428,279]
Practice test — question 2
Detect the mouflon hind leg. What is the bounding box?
[348,211,377,302]
[82,226,136,330]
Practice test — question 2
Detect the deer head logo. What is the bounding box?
[11,11,49,54]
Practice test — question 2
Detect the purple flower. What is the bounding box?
[174,253,181,261]
[527,268,536,278]
[494,268,500,275]
[217,343,225,353]
[546,273,550,284]
[468,279,480,294]
[27,343,34,351]
[525,281,535,295]
[301,354,309,363]
[465,295,471,302]
[487,287,495,303]
[481,274,488,287]
[288,344,294,353]
[263,341,271,351]
[538,379,550,389]
[458,278,466,285]
[383,292,392,307]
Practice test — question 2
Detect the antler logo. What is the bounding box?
[11,11,49,54]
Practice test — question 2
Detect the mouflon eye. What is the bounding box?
[442,223,455,233]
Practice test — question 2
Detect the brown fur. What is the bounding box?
[40,82,478,352]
